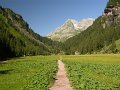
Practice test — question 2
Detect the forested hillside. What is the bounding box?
[64,0,120,54]
[0,6,64,59]
[1,0,120,57]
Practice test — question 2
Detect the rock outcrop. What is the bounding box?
[102,2,120,28]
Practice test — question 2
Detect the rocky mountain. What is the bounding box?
[64,0,120,54]
[0,6,63,58]
[47,18,95,42]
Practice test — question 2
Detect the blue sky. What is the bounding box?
[0,0,108,36]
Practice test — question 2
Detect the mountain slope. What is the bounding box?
[47,18,94,42]
[64,0,120,54]
[0,6,63,58]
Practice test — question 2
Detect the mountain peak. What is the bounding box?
[66,19,78,23]
[47,18,95,42]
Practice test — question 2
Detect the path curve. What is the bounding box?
[49,60,73,90]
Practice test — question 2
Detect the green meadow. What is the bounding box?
[63,54,120,90]
[0,56,58,90]
[0,54,120,90]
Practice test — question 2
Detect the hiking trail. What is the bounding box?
[49,60,73,90]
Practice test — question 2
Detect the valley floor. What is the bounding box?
[0,54,120,90]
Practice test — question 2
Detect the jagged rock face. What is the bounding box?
[78,18,95,31]
[47,18,95,42]
[102,2,120,28]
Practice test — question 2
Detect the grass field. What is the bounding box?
[0,56,58,90]
[63,54,120,90]
[0,54,120,90]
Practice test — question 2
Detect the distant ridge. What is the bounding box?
[47,18,95,42]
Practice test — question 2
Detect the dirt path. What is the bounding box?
[49,60,73,90]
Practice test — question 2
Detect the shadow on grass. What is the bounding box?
[0,69,13,74]
[0,58,8,61]
[0,56,25,62]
